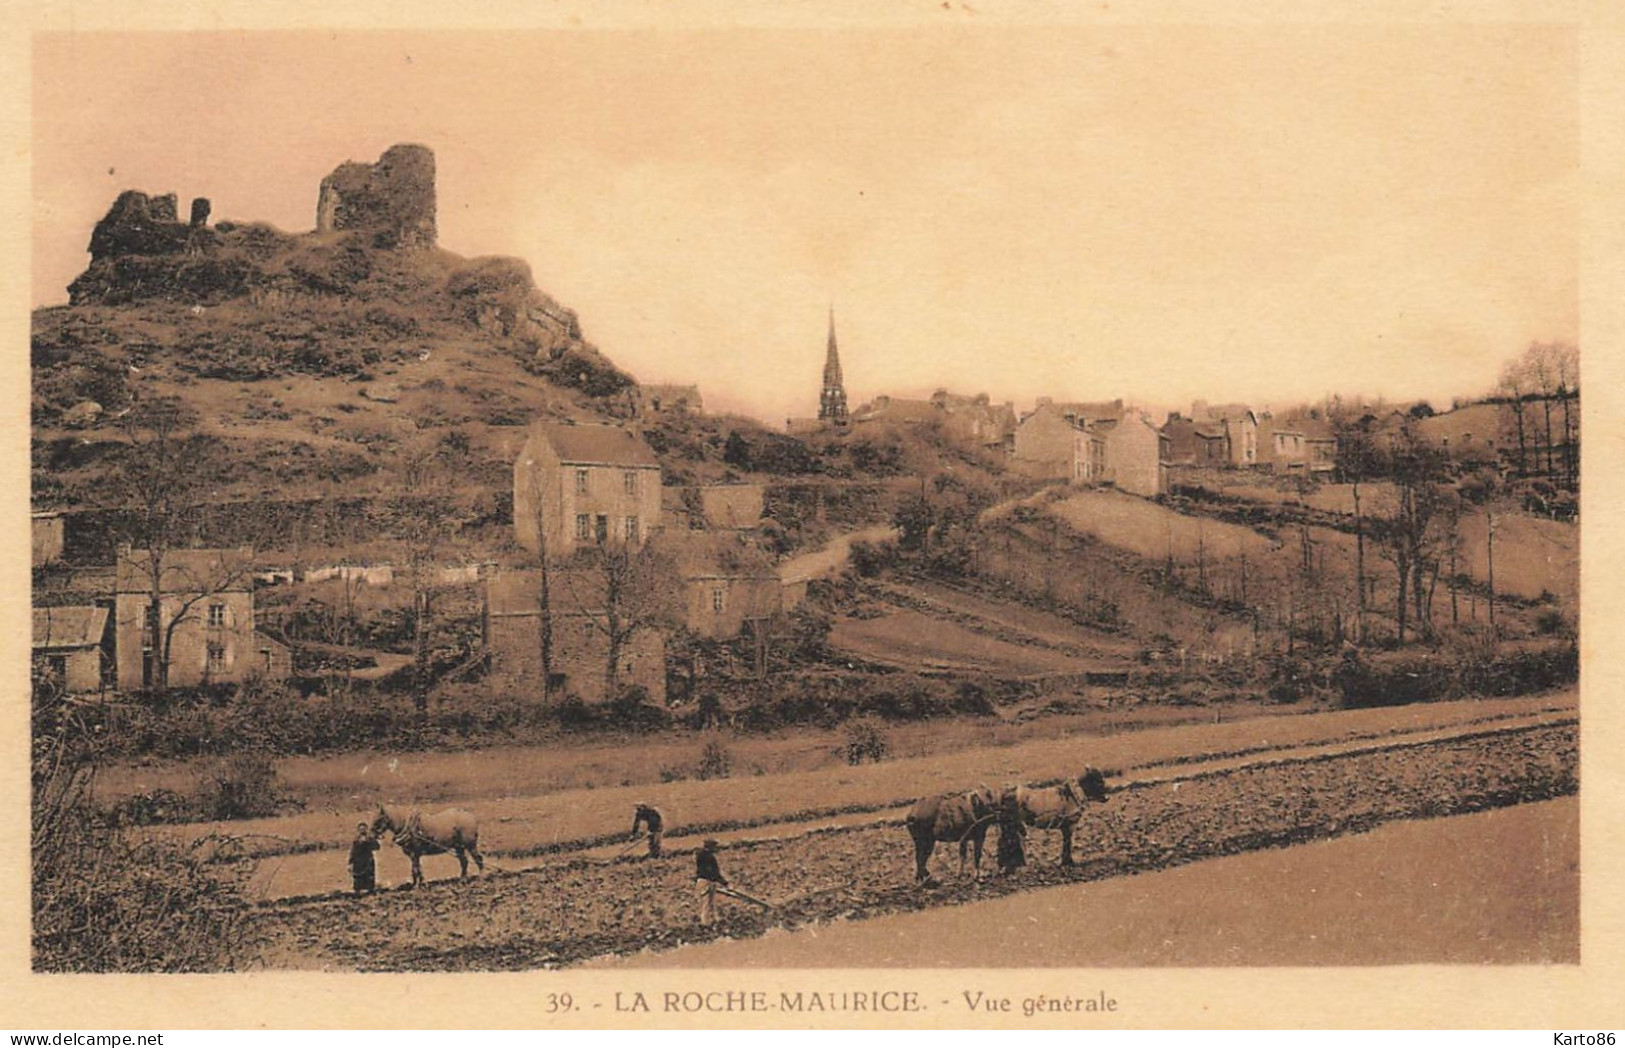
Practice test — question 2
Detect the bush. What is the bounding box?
[1535,609,1569,636]
[696,739,733,780]
[196,751,289,821]
[848,539,897,578]
[843,718,892,765]
[33,670,252,971]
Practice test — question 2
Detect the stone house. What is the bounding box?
[514,422,664,557]
[33,605,110,693]
[1098,413,1170,497]
[1013,403,1103,483]
[1259,416,1337,473]
[657,530,783,641]
[483,567,666,704]
[1162,415,1230,466]
[113,547,271,690]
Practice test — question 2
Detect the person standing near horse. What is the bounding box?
[695,838,729,925]
[995,786,1026,875]
[631,802,665,859]
[348,821,380,895]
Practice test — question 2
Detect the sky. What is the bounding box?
[32,27,1578,425]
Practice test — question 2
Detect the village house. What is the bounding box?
[513,421,664,557]
[1161,414,1230,467]
[1192,402,1259,467]
[113,546,285,689]
[655,530,783,641]
[483,567,667,704]
[853,390,1017,450]
[1260,415,1337,473]
[1097,413,1171,497]
[33,605,110,694]
[1012,402,1104,484]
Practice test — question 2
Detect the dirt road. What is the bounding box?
[248,713,1576,970]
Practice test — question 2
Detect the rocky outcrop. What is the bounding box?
[315,143,436,249]
[87,191,190,260]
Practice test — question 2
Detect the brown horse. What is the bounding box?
[905,785,998,883]
[1014,767,1109,867]
[370,803,485,887]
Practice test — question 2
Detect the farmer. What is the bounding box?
[348,821,380,895]
[695,838,729,925]
[995,786,1026,875]
[631,802,665,859]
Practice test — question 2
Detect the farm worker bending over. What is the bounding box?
[349,821,380,895]
[631,802,665,859]
[695,839,729,925]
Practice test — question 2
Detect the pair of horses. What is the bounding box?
[368,803,485,888]
[905,768,1109,883]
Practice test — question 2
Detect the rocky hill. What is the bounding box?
[32,144,637,511]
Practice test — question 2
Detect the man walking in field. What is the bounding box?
[695,838,728,925]
[349,821,380,895]
[631,802,665,859]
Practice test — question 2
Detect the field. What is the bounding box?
[598,797,1577,968]
[1043,489,1277,564]
[224,692,1575,969]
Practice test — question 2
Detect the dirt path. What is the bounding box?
[594,796,1578,968]
[248,714,1576,970]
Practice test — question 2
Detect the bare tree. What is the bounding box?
[387,441,474,717]
[563,541,681,700]
[1549,341,1579,488]
[1370,428,1451,644]
[1497,356,1530,475]
[516,466,556,701]
[112,403,255,692]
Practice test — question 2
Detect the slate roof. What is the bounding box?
[530,422,660,468]
[33,605,109,650]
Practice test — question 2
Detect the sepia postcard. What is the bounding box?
[3,0,1624,1031]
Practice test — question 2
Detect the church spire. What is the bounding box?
[818,307,848,423]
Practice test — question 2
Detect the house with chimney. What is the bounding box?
[1012,402,1105,484]
[1162,414,1230,466]
[1096,412,1171,497]
[113,546,286,689]
[513,422,664,557]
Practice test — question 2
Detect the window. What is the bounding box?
[594,515,609,544]
[262,651,274,674]
[207,603,226,628]
[575,514,591,541]
[207,642,226,674]
[624,470,638,496]
[624,516,640,544]
[711,587,726,613]
[575,468,589,495]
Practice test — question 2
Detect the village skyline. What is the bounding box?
[32,27,1576,425]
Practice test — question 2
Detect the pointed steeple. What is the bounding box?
[819,307,849,423]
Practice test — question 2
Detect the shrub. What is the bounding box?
[1535,609,1568,636]
[843,718,892,765]
[195,751,289,821]
[696,739,733,780]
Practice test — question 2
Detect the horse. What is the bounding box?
[370,803,485,887]
[1014,767,1109,867]
[904,785,998,883]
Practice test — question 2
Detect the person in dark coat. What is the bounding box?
[695,838,729,925]
[631,802,665,858]
[348,821,380,895]
[995,786,1026,875]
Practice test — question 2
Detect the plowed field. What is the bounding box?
[249,714,1576,971]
